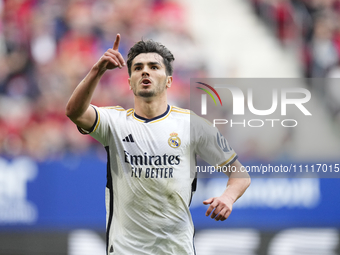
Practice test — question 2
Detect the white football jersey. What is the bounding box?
[79,105,237,255]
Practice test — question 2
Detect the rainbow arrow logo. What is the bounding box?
[196,82,222,106]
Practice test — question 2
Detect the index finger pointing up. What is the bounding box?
[113,34,121,50]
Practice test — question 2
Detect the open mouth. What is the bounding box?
[141,78,151,85]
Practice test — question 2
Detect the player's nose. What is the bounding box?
[142,69,150,77]
[141,65,150,76]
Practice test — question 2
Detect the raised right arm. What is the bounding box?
[65,34,125,131]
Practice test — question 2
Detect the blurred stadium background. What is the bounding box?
[1,0,340,254]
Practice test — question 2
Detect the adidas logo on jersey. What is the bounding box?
[123,134,135,143]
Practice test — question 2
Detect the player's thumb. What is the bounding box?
[203,197,214,205]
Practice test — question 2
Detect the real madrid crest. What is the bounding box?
[168,132,181,148]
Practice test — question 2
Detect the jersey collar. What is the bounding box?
[133,105,171,123]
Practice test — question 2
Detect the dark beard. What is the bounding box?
[133,80,167,98]
[137,90,155,98]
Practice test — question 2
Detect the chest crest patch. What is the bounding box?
[168,132,181,148]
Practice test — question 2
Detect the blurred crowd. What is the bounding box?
[0,0,205,160]
[250,0,340,122]
[2,0,339,161]
[251,0,340,78]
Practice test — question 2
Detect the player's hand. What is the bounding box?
[203,195,233,221]
[95,33,126,73]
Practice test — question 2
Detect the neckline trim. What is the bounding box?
[133,105,171,123]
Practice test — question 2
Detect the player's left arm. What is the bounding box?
[203,159,250,221]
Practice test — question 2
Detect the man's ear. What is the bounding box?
[166,76,173,88]
[128,77,132,90]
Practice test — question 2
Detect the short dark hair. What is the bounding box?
[127,40,175,77]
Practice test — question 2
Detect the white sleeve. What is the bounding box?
[77,105,112,146]
[192,114,237,167]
